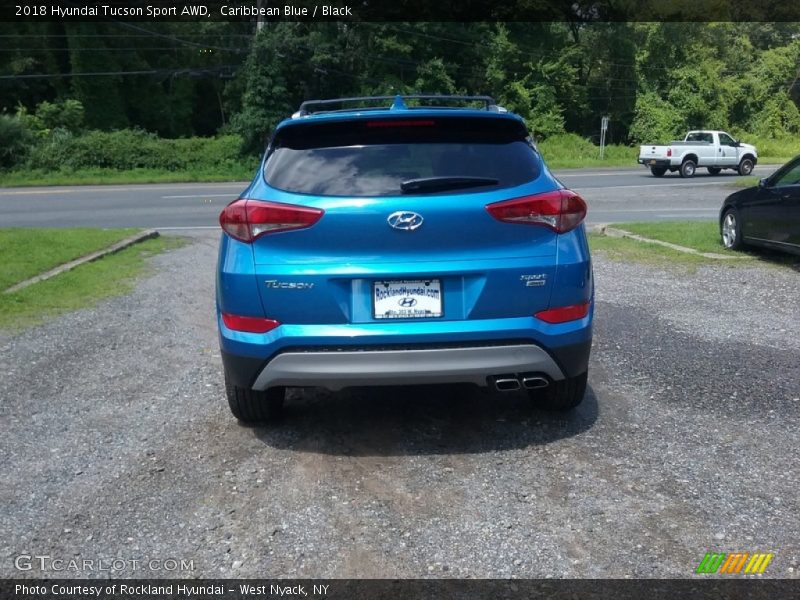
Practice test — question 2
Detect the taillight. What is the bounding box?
[221,312,280,333]
[534,302,591,324]
[219,198,323,243]
[486,189,587,233]
[667,148,672,157]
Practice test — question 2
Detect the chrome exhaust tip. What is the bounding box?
[493,377,522,392]
[522,375,549,389]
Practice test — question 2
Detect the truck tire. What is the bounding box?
[650,166,667,177]
[707,167,721,175]
[737,157,754,176]
[679,159,696,178]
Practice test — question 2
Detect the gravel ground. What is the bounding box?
[1,231,798,579]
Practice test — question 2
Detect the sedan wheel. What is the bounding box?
[721,209,743,250]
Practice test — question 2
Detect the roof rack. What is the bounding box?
[295,94,501,117]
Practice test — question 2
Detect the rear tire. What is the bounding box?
[707,167,721,175]
[225,374,285,422]
[679,159,696,178]
[529,371,588,412]
[650,166,667,177]
[738,157,754,176]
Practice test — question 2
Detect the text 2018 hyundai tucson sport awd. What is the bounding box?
[216,95,593,422]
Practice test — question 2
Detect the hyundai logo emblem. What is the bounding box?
[398,297,417,308]
[387,211,424,231]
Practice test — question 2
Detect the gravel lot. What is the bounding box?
[1,231,798,579]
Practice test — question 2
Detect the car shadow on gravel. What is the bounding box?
[250,383,598,456]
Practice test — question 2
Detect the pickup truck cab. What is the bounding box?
[638,131,757,178]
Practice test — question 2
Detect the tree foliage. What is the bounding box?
[1,21,799,156]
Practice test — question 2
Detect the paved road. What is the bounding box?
[0,165,779,229]
[2,231,797,578]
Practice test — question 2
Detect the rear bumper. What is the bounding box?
[254,344,564,390]
[638,158,671,168]
[221,338,591,391]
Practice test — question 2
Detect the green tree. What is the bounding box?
[628,92,683,144]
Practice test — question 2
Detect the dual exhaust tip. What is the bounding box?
[491,374,550,392]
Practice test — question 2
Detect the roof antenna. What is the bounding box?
[390,95,407,111]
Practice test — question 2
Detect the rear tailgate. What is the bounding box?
[247,114,565,324]
[639,145,671,161]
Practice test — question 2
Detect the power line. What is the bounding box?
[0,47,241,52]
[109,21,249,53]
[0,34,255,38]
[0,66,238,80]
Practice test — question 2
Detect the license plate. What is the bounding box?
[649,159,656,165]
[373,279,443,319]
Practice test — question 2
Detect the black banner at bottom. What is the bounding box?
[2,579,799,600]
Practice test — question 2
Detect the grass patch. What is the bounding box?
[588,233,714,268]
[591,223,797,270]
[725,175,760,189]
[0,227,140,290]
[538,134,636,169]
[611,221,733,255]
[0,234,185,331]
[0,166,254,187]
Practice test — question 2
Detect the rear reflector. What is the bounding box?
[219,198,323,243]
[534,302,591,324]
[486,189,587,233]
[221,312,280,333]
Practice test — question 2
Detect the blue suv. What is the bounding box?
[217,95,593,421]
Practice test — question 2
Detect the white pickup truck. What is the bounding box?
[638,130,758,178]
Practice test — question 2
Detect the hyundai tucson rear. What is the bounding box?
[216,95,593,422]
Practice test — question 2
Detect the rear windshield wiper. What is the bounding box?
[400,176,500,194]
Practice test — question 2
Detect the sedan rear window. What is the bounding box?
[263,117,541,196]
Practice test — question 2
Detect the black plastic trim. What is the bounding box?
[548,339,593,378]
[221,350,268,389]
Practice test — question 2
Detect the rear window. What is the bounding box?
[686,132,713,143]
[263,117,541,196]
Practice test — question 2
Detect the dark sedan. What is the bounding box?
[720,155,800,256]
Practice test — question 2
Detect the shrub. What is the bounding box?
[628,92,684,144]
[727,130,800,160]
[36,99,85,133]
[23,129,249,172]
[0,115,35,169]
[746,92,800,138]
[537,133,598,161]
[16,99,85,136]
[24,128,76,170]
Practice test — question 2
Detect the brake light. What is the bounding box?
[219,199,323,242]
[667,148,672,157]
[366,120,435,128]
[534,302,591,324]
[221,312,281,333]
[486,189,587,233]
